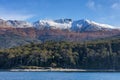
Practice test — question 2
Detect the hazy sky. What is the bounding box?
[0,0,120,27]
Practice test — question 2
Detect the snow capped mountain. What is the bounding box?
[0,19,32,28]
[33,19,72,30]
[0,19,11,28]
[6,20,33,28]
[71,19,118,32]
[33,19,119,31]
[0,18,119,32]
[54,19,72,23]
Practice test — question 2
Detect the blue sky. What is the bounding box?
[0,0,120,27]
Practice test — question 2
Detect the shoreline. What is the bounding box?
[0,68,119,72]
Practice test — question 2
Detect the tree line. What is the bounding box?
[0,37,120,69]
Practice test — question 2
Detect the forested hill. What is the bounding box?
[0,37,120,69]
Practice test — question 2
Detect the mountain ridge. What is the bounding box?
[0,18,119,32]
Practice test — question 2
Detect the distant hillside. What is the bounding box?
[0,27,120,49]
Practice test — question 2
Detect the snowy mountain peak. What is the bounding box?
[6,20,33,28]
[71,19,119,32]
[83,19,116,29]
[33,19,72,30]
[54,19,72,23]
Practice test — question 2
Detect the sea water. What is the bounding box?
[0,72,119,80]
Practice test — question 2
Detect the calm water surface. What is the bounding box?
[0,72,120,80]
